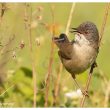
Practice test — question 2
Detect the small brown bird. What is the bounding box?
[53,21,99,94]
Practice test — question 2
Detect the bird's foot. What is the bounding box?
[81,90,89,97]
[93,62,98,68]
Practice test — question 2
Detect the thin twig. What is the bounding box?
[0,35,16,55]
[53,3,76,106]
[80,63,96,107]
[65,3,76,35]
[80,3,110,107]
[104,82,110,107]
[99,3,110,46]
[0,85,14,97]
[44,5,55,107]
[0,3,7,25]
[53,63,62,106]
[25,4,37,107]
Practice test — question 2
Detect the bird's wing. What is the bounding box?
[58,50,71,60]
[59,42,73,59]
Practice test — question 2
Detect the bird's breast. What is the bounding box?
[73,43,97,65]
[62,43,97,74]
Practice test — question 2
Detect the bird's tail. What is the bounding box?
[53,33,73,59]
[52,33,69,49]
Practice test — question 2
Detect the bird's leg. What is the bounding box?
[82,62,97,95]
[71,74,89,97]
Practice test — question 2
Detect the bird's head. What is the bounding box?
[70,21,99,45]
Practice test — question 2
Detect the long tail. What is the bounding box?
[52,33,69,49]
[53,33,73,59]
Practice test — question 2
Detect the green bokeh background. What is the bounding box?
[0,3,110,107]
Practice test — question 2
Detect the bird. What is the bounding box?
[53,21,99,95]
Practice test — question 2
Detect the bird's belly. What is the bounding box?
[62,44,97,74]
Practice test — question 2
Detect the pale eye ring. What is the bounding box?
[79,35,81,39]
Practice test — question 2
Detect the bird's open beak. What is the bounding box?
[52,37,65,42]
[70,28,80,33]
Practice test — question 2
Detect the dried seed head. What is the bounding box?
[20,40,25,49]
[36,15,42,21]
[31,21,38,29]
[35,38,40,46]
[12,51,16,59]
[37,6,43,12]
[35,36,45,46]
[24,17,28,22]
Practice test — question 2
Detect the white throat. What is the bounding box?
[74,33,90,46]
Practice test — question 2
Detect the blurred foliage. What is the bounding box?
[0,2,109,107]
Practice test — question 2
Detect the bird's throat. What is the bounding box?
[74,33,90,46]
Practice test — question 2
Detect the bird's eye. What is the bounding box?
[85,31,89,34]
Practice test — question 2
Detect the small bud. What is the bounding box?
[37,6,43,12]
[35,38,40,46]
[20,40,25,49]
[12,51,16,59]
[31,21,38,29]
[36,15,42,21]
[24,17,28,22]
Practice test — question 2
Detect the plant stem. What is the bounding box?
[53,3,76,106]
[44,41,55,107]
[53,63,62,106]
[65,3,76,35]
[99,3,110,46]
[44,5,55,107]
[25,4,37,107]
[80,63,96,107]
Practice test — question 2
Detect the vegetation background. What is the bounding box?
[0,3,110,107]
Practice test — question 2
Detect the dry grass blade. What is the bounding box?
[0,85,14,97]
[24,4,37,107]
[53,3,76,106]
[44,41,55,107]
[65,3,76,35]
[80,3,110,107]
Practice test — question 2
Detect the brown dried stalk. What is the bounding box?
[104,81,110,107]
[44,5,55,107]
[80,63,96,107]
[80,3,110,107]
[53,63,62,106]
[24,4,37,107]
[0,3,6,21]
[99,3,110,46]
[53,3,76,106]
[65,3,76,35]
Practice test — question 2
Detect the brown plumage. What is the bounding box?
[53,21,99,79]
